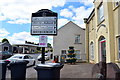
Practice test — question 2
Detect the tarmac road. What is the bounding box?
[6,63,94,79]
[5,53,94,79]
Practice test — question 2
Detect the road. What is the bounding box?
[6,53,53,79]
[5,53,94,79]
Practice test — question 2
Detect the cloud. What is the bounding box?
[60,9,73,18]
[0,28,10,37]
[58,18,69,29]
[7,32,39,44]
[7,19,31,24]
[51,0,66,7]
[0,28,10,42]
[7,32,53,46]
[0,29,53,46]
[59,5,93,28]
[71,6,94,28]
[0,0,66,24]
[80,0,94,7]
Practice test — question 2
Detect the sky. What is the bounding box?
[0,0,94,46]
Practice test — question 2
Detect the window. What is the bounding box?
[118,37,120,59]
[90,42,94,60]
[24,56,29,59]
[75,50,81,59]
[4,47,9,51]
[115,0,120,6]
[98,4,104,23]
[61,50,66,58]
[61,50,66,54]
[113,0,120,9]
[75,35,80,43]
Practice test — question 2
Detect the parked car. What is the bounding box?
[6,54,35,66]
[37,54,49,61]
[0,51,13,60]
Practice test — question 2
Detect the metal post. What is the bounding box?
[41,47,45,64]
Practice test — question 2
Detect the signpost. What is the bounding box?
[31,9,58,64]
[31,9,57,35]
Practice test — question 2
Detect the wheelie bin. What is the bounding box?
[34,63,64,80]
[8,60,29,80]
[0,60,10,80]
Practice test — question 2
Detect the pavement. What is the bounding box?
[6,62,94,79]
[60,63,94,78]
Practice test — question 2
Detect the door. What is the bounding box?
[24,55,34,66]
[100,40,106,62]
[61,50,66,63]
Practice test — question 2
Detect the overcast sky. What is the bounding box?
[0,0,94,46]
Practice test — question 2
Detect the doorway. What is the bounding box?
[99,37,106,62]
[4,47,9,51]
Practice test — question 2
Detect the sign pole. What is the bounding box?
[39,35,47,64]
[41,47,45,64]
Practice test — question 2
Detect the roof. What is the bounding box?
[0,42,11,46]
[0,42,2,45]
[58,21,85,31]
[13,43,39,47]
[84,9,95,24]
[13,54,28,56]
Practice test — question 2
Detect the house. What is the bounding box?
[53,21,86,62]
[84,0,120,67]
[0,42,12,52]
[12,43,39,54]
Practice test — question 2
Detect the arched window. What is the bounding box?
[90,42,94,60]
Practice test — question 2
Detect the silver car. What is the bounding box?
[6,54,35,66]
[37,54,49,61]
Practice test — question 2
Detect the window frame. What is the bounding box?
[75,35,80,44]
[61,50,66,55]
[75,50,81,59]
[24,56,29,59]
[3,46,9,51]
[90,42,94,60]
[98,3,104,23]
[112,0,120,11]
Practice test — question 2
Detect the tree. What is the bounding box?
[2,38,9,43]
[47,43,52,48]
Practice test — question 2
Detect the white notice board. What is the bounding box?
[31,17,57,35]
[39,35,47,47]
